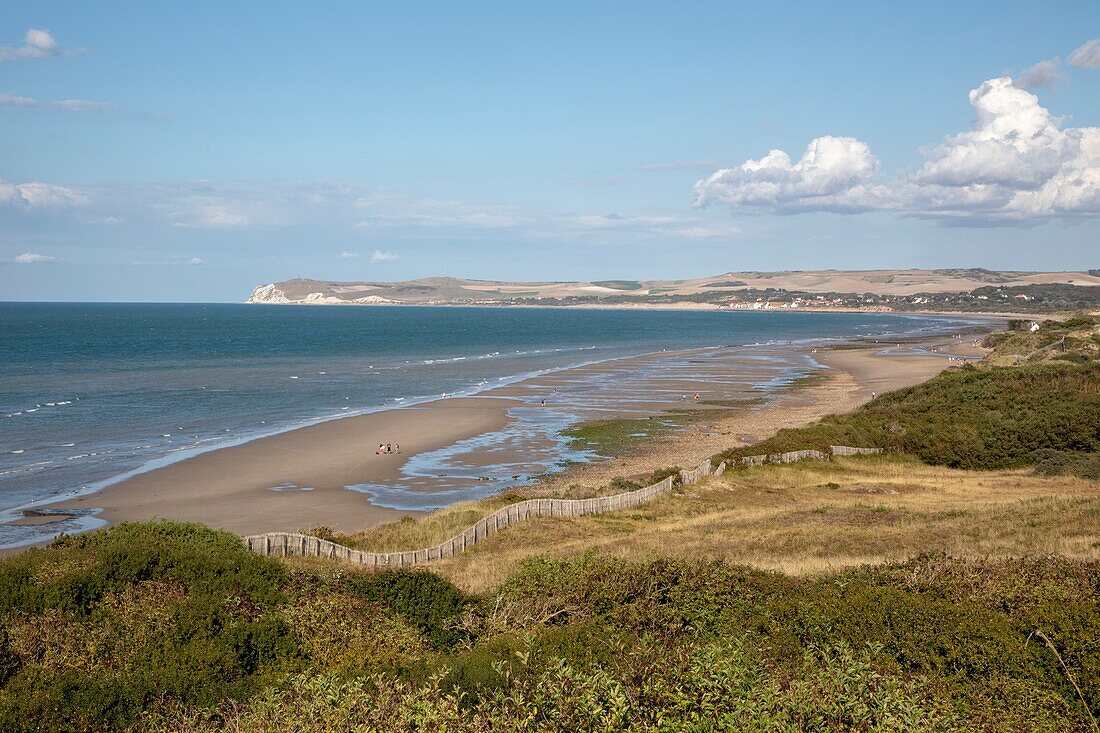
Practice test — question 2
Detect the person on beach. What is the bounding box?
[377,443,385,454]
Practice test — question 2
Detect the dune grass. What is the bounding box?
[285,455,1100,596]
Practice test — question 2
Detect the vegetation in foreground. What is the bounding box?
[1,521,1098,732]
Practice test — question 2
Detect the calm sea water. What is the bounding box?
[0,303,973,541]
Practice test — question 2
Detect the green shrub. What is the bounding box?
[1033,449,1100,479]
[713,362,1100,473]
[0,522,297,732]
[344,569,471,649]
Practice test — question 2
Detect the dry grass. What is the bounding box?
[311,478,667,553]
[289,455,1100,593]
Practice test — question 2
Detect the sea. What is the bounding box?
[0,303,978,547]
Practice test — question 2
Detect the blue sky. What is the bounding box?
[2,1,1099,301]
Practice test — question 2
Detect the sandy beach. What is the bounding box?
[19,327,993,543]
[43,397,515,535]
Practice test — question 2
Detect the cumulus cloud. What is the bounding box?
[0,29,65,62]
[694,136,886,213]
[695,77,1100,224]
[1013,60,1066,91]
[13,252,57,263]
[0,179,86,208]
[0,92,111,111]
[371,250,399,262]
[1069,38,1100,69]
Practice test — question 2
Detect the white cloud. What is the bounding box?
[694,136,885,213]
[0,92,37,106]
[13,252,57,263]
[0,92,111,111]
[0,179,86,208]
[371,250,399,262]
[1068,38,1100,69]
[910,78,1100,220]
[0,29,65,62]
[1013,60,1066,91]
[339,250,360,258]
[695,77,1100,224]
[160,199,250,228]
[49,99,110,111]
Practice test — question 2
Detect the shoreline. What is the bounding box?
[39,397,517,538]
[6,316,996,550]
[525,334,990,497]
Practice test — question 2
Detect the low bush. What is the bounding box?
[1033,449,1100,480]
[712,362,1100,474]
[344,569,472,650]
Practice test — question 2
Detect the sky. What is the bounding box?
[1,1,1099,302]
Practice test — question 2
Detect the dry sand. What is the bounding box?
[45,397,515,535]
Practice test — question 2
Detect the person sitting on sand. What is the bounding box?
[376,443,385,454]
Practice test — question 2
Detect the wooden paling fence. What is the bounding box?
[243,446,881,566]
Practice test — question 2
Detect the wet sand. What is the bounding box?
[45,397,516,535]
